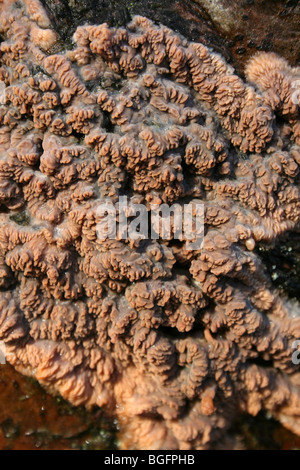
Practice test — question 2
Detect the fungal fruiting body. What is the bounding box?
[0,0,300,449]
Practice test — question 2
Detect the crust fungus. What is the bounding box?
[0,0,300,449]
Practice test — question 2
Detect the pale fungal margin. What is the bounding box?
[0,0,300,450]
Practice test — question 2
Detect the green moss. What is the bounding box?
[10,211,30,226]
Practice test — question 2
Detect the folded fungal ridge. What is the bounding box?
[0,0,300,449]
